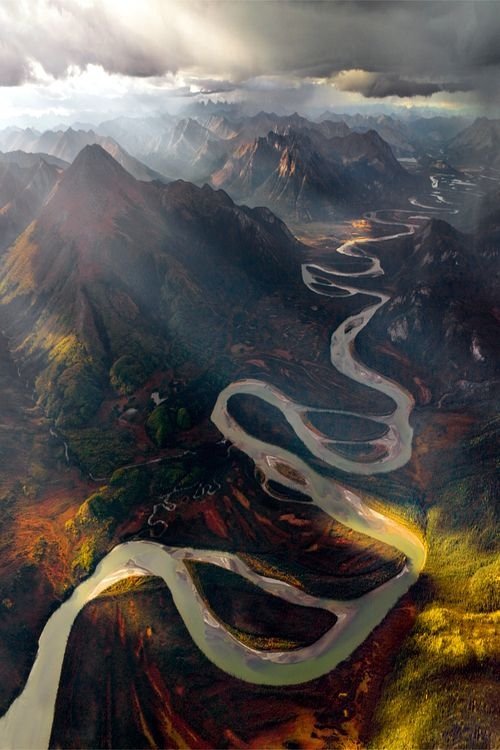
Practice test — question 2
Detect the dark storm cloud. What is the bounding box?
[334,72,474,99]
[0,42,34,86]
[0,0,498,102]
[0,1,176,83]
[189,79,237,95]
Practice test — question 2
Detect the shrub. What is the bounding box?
[110,355,147,395]
[72,539,99,575]
[469,560,500,612]
[146,404,175,447]
[176,407,192,430]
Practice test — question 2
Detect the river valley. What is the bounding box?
[0,172,477,750]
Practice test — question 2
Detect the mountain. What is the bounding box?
[358,218,500,407]
[140,113,352,183]
[317,112,472,157]
[0,150,68,169]
[197,114,239,140]
[211,128,417,220]
[446,117,500,169]
[0,154,63,251]
[0,127,166,182]
[318,112,416,156]
[216,111,350,147]
[211,130,349,220]
[406,115,472,149]
[0,145,303,427]
[474,185,500,235]
[0,127,41,152]
[97,114,176,156]
[137,117,229,181]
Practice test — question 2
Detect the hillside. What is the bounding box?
[0,145,304,427]
[357,218,500,407]
[211,128,418,220]
[446,117,500,169]
[0,127,165,182]
[0,155,62,251]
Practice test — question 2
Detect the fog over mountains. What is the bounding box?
[0,3,498,750]
[1,108,489,222]
[0,107,498,426]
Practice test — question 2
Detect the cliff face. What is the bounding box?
[212,128,418,220]
[358,218,500,406]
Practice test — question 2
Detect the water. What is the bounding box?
[0,209,429,749]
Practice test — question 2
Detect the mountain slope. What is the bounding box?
[138,117,228,181]
[446,117,500,169]
[0,150,68,169]
[0,127,166,182]
[212,128,417,220]
[0,145,303,427]
[0,155,62,251]
[358,218,499,406]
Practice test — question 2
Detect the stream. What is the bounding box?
[0,180,470,748]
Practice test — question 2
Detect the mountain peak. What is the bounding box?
[66,143,132,187]
[39,145,154,251]
[72,142,117,165]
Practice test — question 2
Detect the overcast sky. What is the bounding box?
[0,0,498,126]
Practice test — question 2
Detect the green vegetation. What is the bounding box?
[38,358,103,429]
[146,404,175,447]
[63,427,135,476]
[370,419,499,750]
[66,454,207,579]
[110,355,149,395]
[369,603,499,750]
[170,367,228,423]
[146,404,193,447]
[147,460,206,503]
[176,406,191,430]
[71,538,101,576]
[469,559,500,613]
[73,468,147,530]
[68,467,148,576]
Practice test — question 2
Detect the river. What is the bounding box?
[0,197,450,749]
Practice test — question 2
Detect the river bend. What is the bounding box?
[0,206,433,750]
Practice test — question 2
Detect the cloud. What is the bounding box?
[0,0,497,118]
[186,78,237,95]
[0,44,34,86]
[333,70,473,99]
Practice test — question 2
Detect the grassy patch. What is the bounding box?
[369,418,499,749]
[63,427,135,477]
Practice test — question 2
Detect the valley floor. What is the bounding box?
[0,213,498,750]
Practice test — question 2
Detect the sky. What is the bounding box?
[0,0,499,127]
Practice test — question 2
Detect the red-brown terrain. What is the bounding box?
[50,577,417,750]
[0,136,497,750]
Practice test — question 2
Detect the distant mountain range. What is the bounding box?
[0,110,486,223]
[0,152,63,251]
[446,117,500,169]
[0,127,166,182]
[317,112,472,157]
[211,128,418,220]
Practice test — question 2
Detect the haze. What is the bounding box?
[1,0,499,128]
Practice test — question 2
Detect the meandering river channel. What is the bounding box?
[0,200,440,749]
